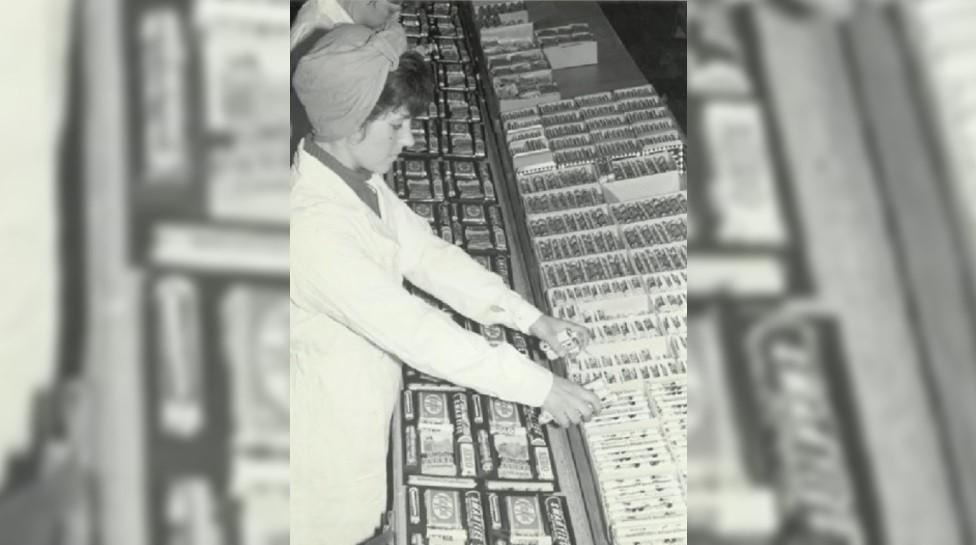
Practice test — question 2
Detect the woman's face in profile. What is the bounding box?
[348,107,414,175]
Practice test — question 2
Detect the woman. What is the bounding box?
[290,24,602,545]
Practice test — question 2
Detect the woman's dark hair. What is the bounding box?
[365,50,434,122]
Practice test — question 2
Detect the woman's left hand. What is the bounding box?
[529,315,589,358]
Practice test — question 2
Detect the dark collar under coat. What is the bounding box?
[303,137,380,217]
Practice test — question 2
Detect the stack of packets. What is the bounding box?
[401,388,559,491]
[480,27,561,111]
[401,1,465,44]
[499,85,684,171]
[398,4,490,159]
[748,323,866,543]
[473,1,529,29]
[535,23,597,69]
[581,382,687,545]
[405,486,574,545]
[499,88,689,545]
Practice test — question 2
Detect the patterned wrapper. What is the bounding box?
[404,390,416,422]
[424,489,463,530]
[494,433,530,461]
[506,495,544,537]
[521,406,547,447]
[498,459,533,480]
[466,491,488,545]
[479,429,495,474]
[421,428,457,477]
[419,392,451,430]
[459,442,478,477]
[488,493,503,531]
[545,497,571,545]
[535,447,554,481]
[453,393,473,443]
[409,486,421,524]
[472,394,486,424]
[405,425,418,468]
[489,399,521,435]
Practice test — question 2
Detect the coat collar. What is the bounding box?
[291,138,396,240]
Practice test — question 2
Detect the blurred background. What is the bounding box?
[0,0,974,544]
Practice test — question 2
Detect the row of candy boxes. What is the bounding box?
[509,131,681,167]
[538,246,687,289]
[402,201,514,255]
[390,155,496,202]
[523,191,687,228]
[406,487,574,545]
[545,271,686,309]
[402,389,557,486]
[532,218,687,263]
[400,120,489,160]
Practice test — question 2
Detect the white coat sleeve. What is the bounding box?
[389,199,544,334]
[291,215,553,407]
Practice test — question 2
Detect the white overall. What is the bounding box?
[289,141,553,545]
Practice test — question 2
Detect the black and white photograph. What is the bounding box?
[289,1,687,544]
[3,1,976,545]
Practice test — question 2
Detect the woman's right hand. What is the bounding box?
[541,376,603,427]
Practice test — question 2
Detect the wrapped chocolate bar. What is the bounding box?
[492,225,509,251]
[456,177,485,200]
[482,324,506,346]
[591,126,636,143]
[631,118,676,136]
[543,121,588,140]
[491,255,513,287]
[460,203,488,225]
[595,139,640,159]
[488,399,522,435]
[553,145,597,166]
[523,185,605,215]
[613,84,658,101]
[155,274,205,438]
[505,115,543,134]
[487,205,504,229]
[508,127,547,144]
[451,132,475,156]
[418,391,453,430]
[405,158,428,178]
[624,106,670,124]
[509,331,531,357]
[411,202,436,223]
[464,225,494,251]
[579,103,619,120]
[509,136,551,157]
[574,91,614,108]
[549,133,593,152]
[614,96,663,113]
[472,125,487,157]
[502,106,541,123]
[407,178,434,201]
[505,495,545,539]
[537,99,577,116]
[540,109,584,127]
[424,489,467,541]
